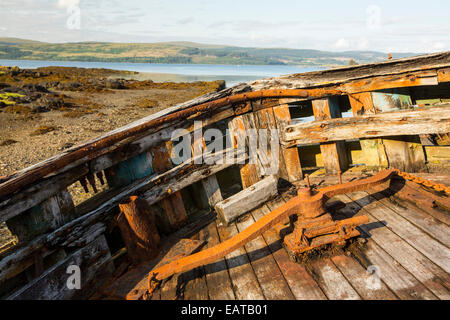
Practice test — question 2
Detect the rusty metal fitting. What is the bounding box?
[338,170,343,185]
[305,174,311,189]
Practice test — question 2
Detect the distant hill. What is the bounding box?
[0,37,419,67]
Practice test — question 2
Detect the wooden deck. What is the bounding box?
[148,188,450,300]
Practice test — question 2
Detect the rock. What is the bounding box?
[0,139,18,146]
[36,96,64,110]
[59,142,74,150]
[31,105,50,113]
[1,86,23,94]
[21,83,48,93]
[105,79,125,89]
[56,82,81,90]
[216,80,226,91]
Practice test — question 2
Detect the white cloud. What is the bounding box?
[57,0,80,9]
[433,42,445,51]
[333,38,350,49]
[358,37,369,50]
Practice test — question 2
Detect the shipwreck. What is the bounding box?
[0,52,449,300]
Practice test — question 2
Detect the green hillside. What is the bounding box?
[0,37,418,66]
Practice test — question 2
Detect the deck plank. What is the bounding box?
[216,221,265,300]
[306,258,361,300]
[256,199,327,300]
[347,191,450,274]
[235,208,295,300]
[352,240,438,300]
[160,274,181,300]
[370,192,450,247]
[203,221,236,300]
[180,229,209,300]
[334,194,450,300]
[331,254,397,300]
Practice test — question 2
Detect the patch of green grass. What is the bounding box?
[0,93,24,98]
[0,93,25,105]
[0,99,16,105]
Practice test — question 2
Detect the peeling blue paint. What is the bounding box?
[106,152,154,188]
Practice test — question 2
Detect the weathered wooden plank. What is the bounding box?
[235,210,295,300]
[437,67,450,83]
[201,176,223,207]
[370,192,450,247]
[272,105,303,181]
[334,194,450,299]
[283,105,450,145]
[382,137,425,172]
[352,240,437,300]
[142,148,247,207]
[92,106,235,174]
[203,221,235,300]
[228,115,261,189]
[216,222,265,300]
[348,93,388,168]
[347,191,450,273]
[425,146,450,163]
[214,175,278,225]
[253,108,281,177]
[255,200,327,300]
[252,53,448,91]
[371,90,426,172]
[369,176,450,224]
[191,131,223,207]
[105,151,154,189]
[0,166,88,224]
[8,235,113,300]
[181,229,209,300]
[307,258,361,300]
[311,97,348,173]
[6,189,76,243]
[341,70,438,94]
[160,273,182,300]
[331,255,397,300]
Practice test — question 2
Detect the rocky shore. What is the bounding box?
[0,65,225,176]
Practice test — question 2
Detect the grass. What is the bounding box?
[0,37,418,66]
[0,92,25,106]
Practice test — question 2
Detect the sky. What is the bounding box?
[0,0,449,53]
